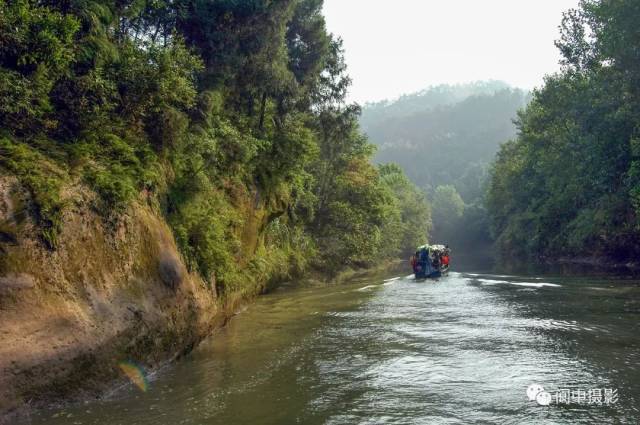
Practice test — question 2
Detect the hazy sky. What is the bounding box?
[322,0,581,104]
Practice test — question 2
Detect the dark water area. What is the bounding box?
[22,267,640,424]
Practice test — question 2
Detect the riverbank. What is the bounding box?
[487,251,640,278]
[0,174,397,424]
[552,256,640,274]
[0,259,385,425]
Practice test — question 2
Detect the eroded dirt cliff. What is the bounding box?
[0,176,250,419]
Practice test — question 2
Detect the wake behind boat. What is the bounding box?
[410,244,450,279]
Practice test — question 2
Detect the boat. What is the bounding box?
[410,244,450,279]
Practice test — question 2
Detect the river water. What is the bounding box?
[27,270,640,424]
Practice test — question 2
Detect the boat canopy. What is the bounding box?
[417,244,447,254]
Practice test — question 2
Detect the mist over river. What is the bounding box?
[26,269,640,424]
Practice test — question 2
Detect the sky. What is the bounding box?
[322,0,582,104]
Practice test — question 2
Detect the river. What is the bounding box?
[25,269,640,424]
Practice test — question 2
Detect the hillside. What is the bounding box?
[360,80,513,134]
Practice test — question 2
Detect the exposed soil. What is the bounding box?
[0,177,239,423]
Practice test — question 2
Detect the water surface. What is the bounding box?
[28,271,640,424]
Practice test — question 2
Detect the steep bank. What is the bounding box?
[0,176,271,420]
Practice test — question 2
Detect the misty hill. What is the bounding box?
[360,80,513,134]
[362,82,529,202]
[361,82,530,252]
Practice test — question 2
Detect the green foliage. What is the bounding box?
[0,0,428,294]
[112,39,202,138]
[487,0,640,261]
[260,218,316,279]
[427,184,492,250]
[0,0,79,74]
[168,189,240,287]
[81,134,161,212]
[306,104,417,269]
[254,113,318,196]
[316,158,392,268]
[429,185,465,244]
[306,107,430,269]
[0,137,65,248]
[0,0,80,133]
[378,164,431,257]
[431,185,464,225]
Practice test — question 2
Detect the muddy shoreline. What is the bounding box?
[1,307,235,425]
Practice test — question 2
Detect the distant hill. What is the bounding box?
[361,81,513,134]
[361,81,529,202]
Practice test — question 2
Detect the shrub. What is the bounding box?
[0,137,66,248]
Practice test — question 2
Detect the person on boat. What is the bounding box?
[415,252,423,274]
[410,254,418,273]
[432,252,440,270]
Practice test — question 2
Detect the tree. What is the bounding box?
[430,185,464,242]
[487,0,640,262]
[379,163,431,256]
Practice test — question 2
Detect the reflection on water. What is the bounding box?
[26,271,640,424]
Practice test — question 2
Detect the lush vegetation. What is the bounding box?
[361,82,528,252]
[0,0,429,290]
[487,0,640,262]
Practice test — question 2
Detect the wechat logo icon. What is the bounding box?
[527,383,552,406]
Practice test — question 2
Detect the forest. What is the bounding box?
[486,0,640,263]
[0,0,429,293]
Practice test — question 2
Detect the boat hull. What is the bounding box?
[415,270,446,280]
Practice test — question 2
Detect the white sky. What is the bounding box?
[322,0,581,104]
